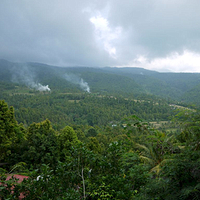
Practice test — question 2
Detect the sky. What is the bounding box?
[1,0,200,72]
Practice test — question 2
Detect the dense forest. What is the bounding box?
[0,60,200,199]
[1,59,200,105]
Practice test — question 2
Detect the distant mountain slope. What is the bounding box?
[1,59,200,105]
[181,83,200,105]
[150,73,200,92]
[0,60,144,95]
[0,59,14,81]
[101,67,200,101]
[81,71,144,94]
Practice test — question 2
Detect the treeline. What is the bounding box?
[2,59,200,105]
[0,100,200,199]
[0,92,175,130]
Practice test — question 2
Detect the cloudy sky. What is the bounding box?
[1,0,200,72]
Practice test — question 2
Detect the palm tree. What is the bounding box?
[136,133,175,175]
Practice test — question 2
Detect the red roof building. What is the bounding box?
[3,174,29,199]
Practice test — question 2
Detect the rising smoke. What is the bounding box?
[27,82,51,92]
[64,73,90,93]
[11,65,51,92]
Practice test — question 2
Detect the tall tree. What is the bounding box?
[0,100,22,162]
[57,126,80,161]
[23,119,59,167]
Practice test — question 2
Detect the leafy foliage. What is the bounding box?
[0,72,200,200]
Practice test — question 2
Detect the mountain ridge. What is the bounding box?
[0,59,200,105]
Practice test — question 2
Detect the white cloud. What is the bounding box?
[124,50,200,72]
[90,15,122,58]
[1,0,200,71]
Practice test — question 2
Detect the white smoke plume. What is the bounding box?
[64,73,90,93]
[80,78,90,93]
[11,65,51,92]
[28,82,51,92]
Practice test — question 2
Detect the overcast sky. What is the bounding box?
[1,0,200,72]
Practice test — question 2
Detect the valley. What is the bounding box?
[1,60,200,199]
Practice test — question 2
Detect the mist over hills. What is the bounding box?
[1,59,200,105]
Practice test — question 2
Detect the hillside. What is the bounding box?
[1,60,200,199]
[1,59,200,105]
[101,67,200,101]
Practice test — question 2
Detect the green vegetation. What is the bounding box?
[1,99,200,199]
[0,92,175,130]
[1,59,200,105]
[0,60,200,199]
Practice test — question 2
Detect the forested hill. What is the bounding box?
[1,59,200,105]
[1,60,200,199]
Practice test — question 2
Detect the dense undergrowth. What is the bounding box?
[0,99,200,199]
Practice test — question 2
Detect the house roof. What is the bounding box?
[6,174,29,183]
[4,174,29,199]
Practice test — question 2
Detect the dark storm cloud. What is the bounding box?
[108,0,200,57]
[1,0,200,71]
[0,0,115,66]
